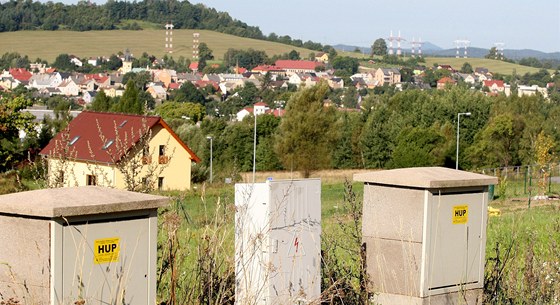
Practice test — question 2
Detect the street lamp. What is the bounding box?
[206,136,213,183]
[252,113,257,183]
[456,112,471,170]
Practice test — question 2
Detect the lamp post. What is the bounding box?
[456,112,471,170]
[206,136,213,183]
[252,113,257,183]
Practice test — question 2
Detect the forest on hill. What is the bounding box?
[0,0,332,52]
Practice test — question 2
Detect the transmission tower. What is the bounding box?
[494,42,505,60]
[193,32,200,61]
[387,31,396,55]
[165,22,174,53]
[395,31,406,56]
[410,37,426,58]
[454,39,470,58]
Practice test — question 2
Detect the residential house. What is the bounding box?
[87,58,98,66]
[28,73,62,90]
[8,68,33,83]
[516,85,548,98]
[83,91,97,104]
[437,77,457,90]
[328,77,344,89]
[0,76,20,90]
[456,73,476,85]
[374,68,401,86]
[274,60,322,75]
[189,62,199,72]
[153,69,177,87]
[483,80,505,94]
[40,111,200,191]
[177,73,201,84]
[146,84,167,102]
[251,65,286,77]
[57,79,80,96]
[236,102,270,121]
[437,65,456,72]
[314,52,329,63]
[69,55,83,67]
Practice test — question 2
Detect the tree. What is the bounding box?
[173,82,206,105]
[52,53,76,71]
[288,50,300,60]
[389,127,446,168]
[112,79,143,114]
[460,62,473,74]
[275,81,339,177]
[371,38,387,56]
[485,47,498,59]
[90,89,112,112]
[0,95,35,171]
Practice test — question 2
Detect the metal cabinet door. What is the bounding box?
[61,217,150,304]
[427,191,485,292]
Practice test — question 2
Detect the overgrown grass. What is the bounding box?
[423,57,548,75]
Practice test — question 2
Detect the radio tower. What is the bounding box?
[494,42,505,60]
[193,32,200,61]
[454,39,470,58]
[165,22,174,53]
[387,31,395,55]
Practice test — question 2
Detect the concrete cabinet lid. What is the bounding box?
[0,186,169,218]
[353,167,498,189]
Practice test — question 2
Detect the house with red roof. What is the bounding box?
[40,111,200,191]
[483,80,505,93]
[274,60,323,75]
[437,77,457,90]
[8,68,33,82]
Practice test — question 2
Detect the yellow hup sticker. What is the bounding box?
[452,205,468,224]
[94,237,120,264]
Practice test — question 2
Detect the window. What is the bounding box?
[86,175,97,186]
[158,177,164,190]
[158,145,168,164]
[69,136,80,146]
[102,139,114,150]
[142,146,151,164]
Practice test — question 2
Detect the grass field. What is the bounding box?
[1,30,544,77]
[0,29,316,63]
[423,56,546,75]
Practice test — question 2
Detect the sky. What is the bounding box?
[186,0,560,53]
[46,0,560,52]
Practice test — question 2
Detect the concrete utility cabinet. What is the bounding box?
[354,167,497,305]
[0,186,168,305]
[235,179,321,305]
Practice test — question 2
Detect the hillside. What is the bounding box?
[0,30,316,63]
[423,57,547,75]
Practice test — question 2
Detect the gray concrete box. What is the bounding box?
[0,186,168,305]
[354,167,497,305]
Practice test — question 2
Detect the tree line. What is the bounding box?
[0,0,335,53]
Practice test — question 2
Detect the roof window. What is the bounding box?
[102,139,114,150]
[69,136,80,146]
[118,120,128,128]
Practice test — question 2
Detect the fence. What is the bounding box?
[476,164,560,200]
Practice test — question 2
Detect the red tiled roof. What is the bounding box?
[252,65,284,72]
[189,62,199,70]
[9,68,32,81]
[254,102,268,107]
[483,80,504,87]
[40,111,200,164]
[267,108,285,117]
[168,83,181,90]
[275,60,322,70]
[437,77,456,84]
